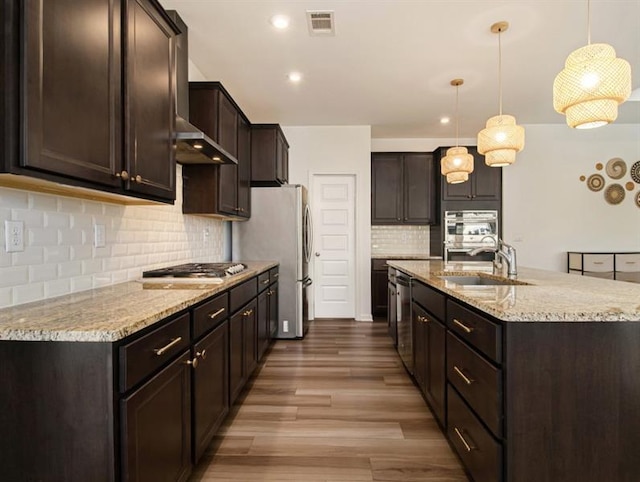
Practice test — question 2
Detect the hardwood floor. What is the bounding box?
[190,320,468,482]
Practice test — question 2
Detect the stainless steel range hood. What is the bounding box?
[167,11,237,165]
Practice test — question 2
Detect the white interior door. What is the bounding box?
[311,174,356,319]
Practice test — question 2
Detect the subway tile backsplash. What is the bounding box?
[371,225,430,257]
[0,165,225,308]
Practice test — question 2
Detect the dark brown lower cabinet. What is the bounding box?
[121,351,192,482]
[192,321,229,464]
[268,282,278,339]
[257,289,269,361]
[244,299,258,376]
[229,309,245,404]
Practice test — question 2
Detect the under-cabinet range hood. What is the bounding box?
[167,11,237,166]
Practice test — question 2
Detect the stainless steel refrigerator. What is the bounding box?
[232,185,313,339]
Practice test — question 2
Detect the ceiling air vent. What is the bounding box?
[306,10,335,36]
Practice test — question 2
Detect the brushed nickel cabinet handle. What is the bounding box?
[243,309,254,316]
[418,315,429,323]
[454,366,474,385]
[208,307,225,319]
[261,279,270,285]
[134,174,142,183]
[116,170,130,181]
[196,349,207,360]
[593,261,604,265]
[454,427,475,452]
[184,357,199,368]
[453,319,473,334]
[273,273,279,278]
[153,337,182,356]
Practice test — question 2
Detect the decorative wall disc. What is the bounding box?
[631,161,640,183]
[605,158,627,179]
[595,162,603,171]
[626,182,635,191]
[604,184,625,205]
[579,175,586,182]
[586,174,605,192]
[636,191,640,209]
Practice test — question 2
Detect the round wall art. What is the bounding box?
[586,174,605,192]
[605,158,626,179]
[631,161,640,184]
[604,184,625,205]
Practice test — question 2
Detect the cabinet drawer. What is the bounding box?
[119,312,190,392]
[412,281,445,320]
[568,252,583,271]
[615,253,640,273]
[583,254,614,272]
[616,272,640,283]
[269,267,279,283]
[447,332,502,437]
[230,277,257,313]
[258,272,270,292]
[447,386,502,482]
[447,300,502,363]
[584,271,615,280]
[192,292,229,340]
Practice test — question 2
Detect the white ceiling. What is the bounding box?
[159,0,640,139]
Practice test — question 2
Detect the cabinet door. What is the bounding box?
[403,153,434,223]
[243,299,258,377]
[257,290,269,361]
[192,322,229,464]
[236,115,251,217]
[23,0,121,187]
[124,0,176,200]
[472,156,502,200]
[217,92,238,159]
[121,351,192,482]
[229,310,244,405]
[412,303,427,392]
[218,162,238,215]
[372,269,389,318]
[425,319,446,425]
[371,153,402,224]
[268,282,278,340]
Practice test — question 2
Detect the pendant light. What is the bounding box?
[441,79,474,184]
[477,21,525,168]
[553,0,631,129]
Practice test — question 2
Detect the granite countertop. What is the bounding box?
[388,260,640,322]
[0,261,277,342]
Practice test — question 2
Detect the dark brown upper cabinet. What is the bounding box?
[436,146,502,202]
[183,82,251,219]
[371,152,435,225]
[251,124,289,186]
[1,0,179,204]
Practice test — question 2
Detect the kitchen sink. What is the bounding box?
[437,274,531,286]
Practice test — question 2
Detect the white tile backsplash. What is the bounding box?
[371,225,431,257]
[0,164,226,308]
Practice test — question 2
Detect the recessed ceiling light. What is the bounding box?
[288,72,302,83]
[270,14,290,29]
[440,117,451,125]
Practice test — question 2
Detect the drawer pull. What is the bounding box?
[261,279,270,285]
[243,309,254,316]
[453,366,474,385]
[625,261,637,264]
[453,318,474,334]
[153,337,182,356]
[418,315,429,323]
[184,357,199,369]
[454,427,476,452]
[593,261,604,265]
[273,273,279,278]
[196,349,207,360]
[208,307,226,319]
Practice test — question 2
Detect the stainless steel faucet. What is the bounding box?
[469,239,518,279]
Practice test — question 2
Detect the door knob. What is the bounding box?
[315,252,320,257]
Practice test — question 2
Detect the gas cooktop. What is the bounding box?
[142,262,246,279]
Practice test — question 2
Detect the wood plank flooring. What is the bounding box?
[189,320,468,482]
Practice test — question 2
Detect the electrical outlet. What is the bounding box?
[94,224,106,248]
[5,220,24,252]
[283,320,289,332]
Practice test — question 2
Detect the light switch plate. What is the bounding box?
[94,224,106,248]
[5,220,24,252]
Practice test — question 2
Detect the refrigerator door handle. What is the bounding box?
[303,204,313,264]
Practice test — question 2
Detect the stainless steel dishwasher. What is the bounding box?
[396,272,413,374]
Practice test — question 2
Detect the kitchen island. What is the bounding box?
[0,261,278,482]
[389,260,640,482]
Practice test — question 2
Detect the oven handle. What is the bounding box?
[396,275,411,287]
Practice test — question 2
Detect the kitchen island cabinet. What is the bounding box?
[1,0,179,204]
[0,262,276,482]
[390,260,640,482]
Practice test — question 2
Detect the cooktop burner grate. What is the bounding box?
[142,263,246,279]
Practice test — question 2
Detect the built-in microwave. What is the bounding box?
[444,210,498,262]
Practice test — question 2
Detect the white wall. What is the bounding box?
[503,124,640,272]
[0,165,226,308]
[371,137,476,152]
[283,125,373,322]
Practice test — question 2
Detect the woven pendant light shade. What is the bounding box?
[441,146,474,183]
[553,43,631,129]
[477,114,525,167]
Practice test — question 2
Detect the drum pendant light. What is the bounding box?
[441,79,474,184]
[477,21,525,168]
[553,0,631,129]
